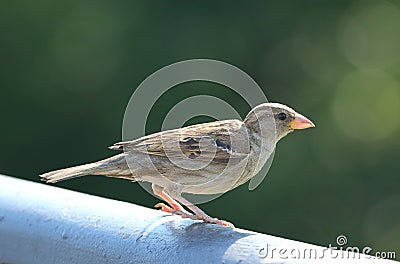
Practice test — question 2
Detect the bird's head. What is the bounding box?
[244,102,315,141]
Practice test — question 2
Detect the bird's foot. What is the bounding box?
[154,203,198,220]
[154,202,234,227]
[201,216,234,228]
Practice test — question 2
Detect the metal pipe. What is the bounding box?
[0,175,396,263]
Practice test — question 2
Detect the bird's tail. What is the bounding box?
[40,154,131,183]
[40,162,103,183]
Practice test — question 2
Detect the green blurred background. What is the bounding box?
[1,0,399,257]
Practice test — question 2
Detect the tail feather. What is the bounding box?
[40,154,133,183]
[40,162,100,183]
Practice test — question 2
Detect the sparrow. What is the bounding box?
[40,102,314,227]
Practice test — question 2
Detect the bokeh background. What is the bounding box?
[1,0,399,257]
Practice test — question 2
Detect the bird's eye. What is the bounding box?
[277,112,287,120]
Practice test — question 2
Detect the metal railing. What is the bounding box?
[0,175,396,264]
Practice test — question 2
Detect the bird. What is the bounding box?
[40,102,314,227]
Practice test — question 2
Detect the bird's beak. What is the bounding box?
[289,114,315,130]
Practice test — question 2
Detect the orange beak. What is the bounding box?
[289,114,315,130]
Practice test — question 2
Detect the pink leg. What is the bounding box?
[173,193,234,228]
[152,184,234,227]
[152,184,197,220]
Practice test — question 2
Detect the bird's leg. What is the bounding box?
[152,184,197,220]
[170,192,234,228]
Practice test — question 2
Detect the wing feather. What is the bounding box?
[109,120,249,164]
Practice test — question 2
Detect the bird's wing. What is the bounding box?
[109,120,250,164]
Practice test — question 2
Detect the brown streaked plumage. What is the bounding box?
[40,102,314,227]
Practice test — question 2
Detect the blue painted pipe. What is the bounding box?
[0,175,396,263]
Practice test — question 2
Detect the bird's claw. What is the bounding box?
[155,203,198,220]
[154,203,233,227]
[202,216,235,228]
[154,202,174,213]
